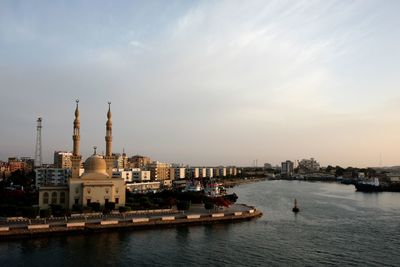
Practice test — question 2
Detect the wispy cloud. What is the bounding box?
[0,0,399,166]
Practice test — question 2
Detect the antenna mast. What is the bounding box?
[34,117,43,167]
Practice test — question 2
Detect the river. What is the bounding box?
[1,180,400,266]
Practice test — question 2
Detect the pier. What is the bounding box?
[0,204,262,240]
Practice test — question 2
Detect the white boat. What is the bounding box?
[204,183,226,197]
[182,180,203,192]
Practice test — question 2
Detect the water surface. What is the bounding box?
[1,180,400,266]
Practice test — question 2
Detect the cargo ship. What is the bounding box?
[354,178,400,192]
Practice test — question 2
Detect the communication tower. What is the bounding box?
[34,117,43,167]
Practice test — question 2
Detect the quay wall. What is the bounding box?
[0,208,262,241]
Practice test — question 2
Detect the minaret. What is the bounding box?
[104,102,114,177]
[71,99,82,179]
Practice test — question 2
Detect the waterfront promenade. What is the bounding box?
[0,204,261,240]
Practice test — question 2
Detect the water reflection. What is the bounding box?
[2,181,400,266]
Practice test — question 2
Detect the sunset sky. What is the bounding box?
[1,0,400,167]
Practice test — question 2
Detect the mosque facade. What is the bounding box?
[38,101,126,210]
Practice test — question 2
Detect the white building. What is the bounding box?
[206,168,213,178]
[186,167,199,179]
[112,169,135,182]
[281,160,294,177]
[214,167,226,177]
[126,181,161,193]
[199,167,207,178]
[298,158,320,172]
[132,170,151,182]
[35,168,71,187]
[170,167,186,180]
[226,167,237,176]
[112,153,128,169]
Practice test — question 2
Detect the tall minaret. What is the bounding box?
[71,99,82,179]
[104,101,114,177]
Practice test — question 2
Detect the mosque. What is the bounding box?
[38,100,126,210]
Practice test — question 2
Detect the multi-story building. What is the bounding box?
[126,181,160,193]
[170,167,186,180]
[198,167,207,178]
[54,151,73,169]
[35,168,71,187]
[8,157,27,173]
[186,167,199,179]
[148,161,171,180]
[206,168,213,178]
[264,163,273,169]
[132,170,151,182]
[281,160,294,177]
[112,168,151,183]
[112,169,135,182]
[214,167,227,178]
[112,153,129,169]
[129,155,151,168]
[226,167,237,177]
[0,161,10,179]
[298,158,320,173]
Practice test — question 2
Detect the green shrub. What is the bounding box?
[72,204,83,212]
[204,202,215,210]
[89,202,101,212]
[105,202,116,211]
[23,206,40,218]
[118,206,131,213]
[50,204,65,217]
[176,200,191,211]
[39,208,51,218]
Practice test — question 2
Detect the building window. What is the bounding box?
[74,198,79,205]
[51,192,57,204]
[87,199,91,206]
[60,192,66,204]
[105,199,109,205]
[115,198,119,204]
[43,192,49,204]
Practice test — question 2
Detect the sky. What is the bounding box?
[1,0,400,167]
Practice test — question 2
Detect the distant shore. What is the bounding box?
[220,177,267,188]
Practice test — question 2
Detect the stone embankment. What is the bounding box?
[0,204,262,240]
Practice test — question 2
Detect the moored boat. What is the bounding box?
[354,178,382,192]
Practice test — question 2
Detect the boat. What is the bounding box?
[354,178,382,192]
[292,199,299,213]
[204,182,224,197]
[204,182,238,204]
[182,180,204,192]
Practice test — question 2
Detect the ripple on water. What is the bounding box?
[1,181,400,266]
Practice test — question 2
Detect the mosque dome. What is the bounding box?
[81,154,109,179]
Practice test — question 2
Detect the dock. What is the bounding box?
[0,204,262,240]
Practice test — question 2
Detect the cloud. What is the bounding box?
[1,1,399,166]
[129,40,144,47]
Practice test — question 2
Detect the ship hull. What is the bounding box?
[354,183,382,192]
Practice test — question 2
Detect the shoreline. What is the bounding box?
[220,177,267,188]
[0,204,262,241]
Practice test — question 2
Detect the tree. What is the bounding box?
[204,201,214,211]
[118,206,131,213]
[40,208,51,218]
[105,202,116,211]
[89,202,101,212]
[176,200,191,211]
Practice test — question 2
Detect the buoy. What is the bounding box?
[292,198,299,213]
